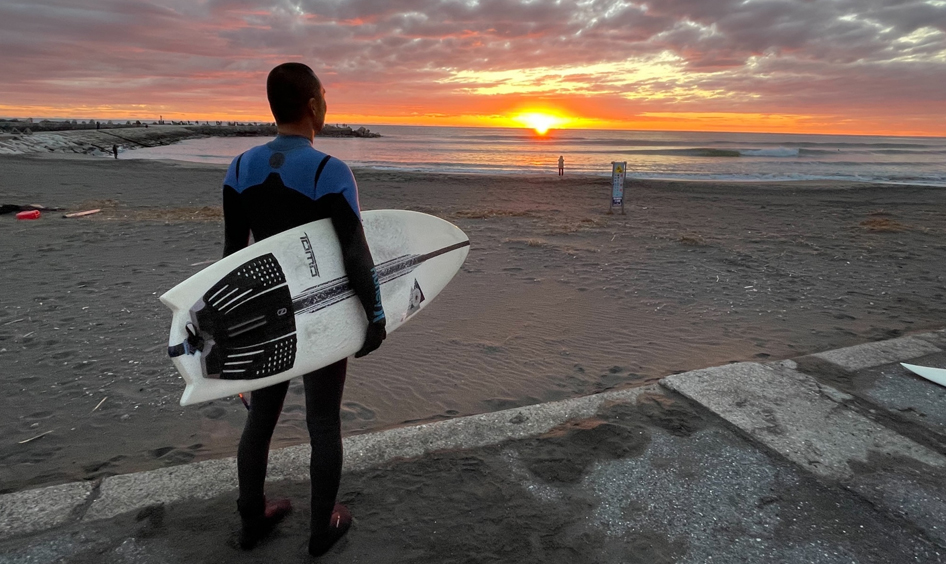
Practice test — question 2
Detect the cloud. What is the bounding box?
[0,0,944,133]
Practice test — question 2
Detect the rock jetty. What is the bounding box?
[0,120,380,156]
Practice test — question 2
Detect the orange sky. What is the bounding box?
[1,1,945,137]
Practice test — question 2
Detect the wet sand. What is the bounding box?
[1,153,945,492]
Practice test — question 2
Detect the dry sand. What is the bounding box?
[1,153,945,493]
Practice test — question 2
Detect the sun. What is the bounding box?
[514,112,566,135]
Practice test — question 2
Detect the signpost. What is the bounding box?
[610,161,626,214]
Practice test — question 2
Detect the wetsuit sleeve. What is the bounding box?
[222,156,251,257]
[313,159,383,324]
[320,192,385,325]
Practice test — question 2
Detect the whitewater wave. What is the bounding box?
[617,147,799,158]
[740,147,800,157]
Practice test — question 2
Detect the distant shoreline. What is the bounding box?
[0,121,379,157]
[4,123,944,187]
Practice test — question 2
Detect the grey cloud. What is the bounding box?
[0,0,944,120]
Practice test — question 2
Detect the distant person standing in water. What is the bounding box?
[112,145,118,159]
[558,155,564,176]
[222,62,385,556]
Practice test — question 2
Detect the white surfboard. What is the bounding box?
[900,363,946,388]
[160,210,469,406]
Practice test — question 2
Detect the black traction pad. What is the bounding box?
[194,253,297,379]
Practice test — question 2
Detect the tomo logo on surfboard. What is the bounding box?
[300,232,320,277]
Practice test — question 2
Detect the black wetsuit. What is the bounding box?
[222,134,384,536]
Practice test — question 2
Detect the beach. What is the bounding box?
[2,153,945,494]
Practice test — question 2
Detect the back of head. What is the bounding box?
[267,63,322,124]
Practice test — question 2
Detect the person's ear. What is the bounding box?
[308,98,319,118]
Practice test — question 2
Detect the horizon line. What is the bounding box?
[2,116,945,140]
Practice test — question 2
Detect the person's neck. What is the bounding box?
[276,122,317,143]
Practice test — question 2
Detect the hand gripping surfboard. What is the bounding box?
[161,210,469,406]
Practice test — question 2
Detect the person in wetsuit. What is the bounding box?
[222,62,386,556]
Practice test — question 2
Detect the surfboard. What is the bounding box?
[161,210,469,406]
[900,363,946,388]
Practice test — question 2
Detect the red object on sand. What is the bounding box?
[16,210,41,220]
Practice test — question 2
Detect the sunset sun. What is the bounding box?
[514,112,566,135]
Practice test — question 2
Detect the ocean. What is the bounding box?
[124,125,946,187]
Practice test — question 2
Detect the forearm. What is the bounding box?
[339,227,385,325]
[326,195,384,324]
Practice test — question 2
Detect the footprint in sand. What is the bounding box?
[165,450,196,464]
[340,402,376,422]
[149,447,196,464]
[83,460,112,473]
[150,446,174,459]
[199,406,227,420]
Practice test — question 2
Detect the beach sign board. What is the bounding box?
[610,161,626,214]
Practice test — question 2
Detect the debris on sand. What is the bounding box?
[64,209,102,218]
[1,204,59,215]
[860,217,907,232]
[18,430,53,444]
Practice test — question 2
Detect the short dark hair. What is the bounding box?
[267,63,322,124]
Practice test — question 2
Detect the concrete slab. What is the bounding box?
[339,386,650,473]
[812,336,941,372]
[849,463,946,549]
[582,428,934,564]
[793,349,946,448]
[661,362,945,480]
[914,330,946,350]
[0,482,93,539]
[859,354,946,437]
[662,362,946,547]
[81,386,650,524]
[84,457,237,522]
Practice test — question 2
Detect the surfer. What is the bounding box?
[221,62,386,556]
[558,155,564,176]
